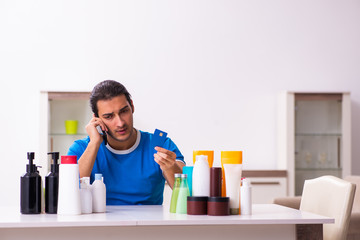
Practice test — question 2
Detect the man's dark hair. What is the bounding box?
[90,80,132,117]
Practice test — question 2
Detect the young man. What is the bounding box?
[68,80,185,205]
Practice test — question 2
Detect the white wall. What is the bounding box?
[1,0,360,207]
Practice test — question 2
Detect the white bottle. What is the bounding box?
[80,177,92,214]
[240,178,252,215]
[92,173,106,213]
[57,155,81,215]
[192,155,210,197]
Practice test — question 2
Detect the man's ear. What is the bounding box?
[130,100,135,113]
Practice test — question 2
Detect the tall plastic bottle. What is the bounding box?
[45,152,59,214]
[80,177,93,214]
[169,173,181,213]
[20,152,42,214]
[176,174,190,214]
[240,178,252,215]
[92,173,106,213]
[57,155,81,215]
[192,155,210,197]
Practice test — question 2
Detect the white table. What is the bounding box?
[0,204,333,240]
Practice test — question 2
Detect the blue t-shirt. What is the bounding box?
[67,129,184,205]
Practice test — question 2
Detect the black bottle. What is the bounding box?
[20,152,42,214]
[45,152,59,214]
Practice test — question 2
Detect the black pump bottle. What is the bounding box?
[20,152,42,214]
[45,152,59,214]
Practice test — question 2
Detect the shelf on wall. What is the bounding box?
[295,133,342,137]
[295,168,342,171]
[50,133,87,136]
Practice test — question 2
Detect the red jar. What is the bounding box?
[207,197,230,216]
[187,196,208,215]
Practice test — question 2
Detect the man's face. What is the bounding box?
[97,95,135,143]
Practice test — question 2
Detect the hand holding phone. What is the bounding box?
[96,125,107,145]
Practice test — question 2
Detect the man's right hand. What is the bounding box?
[86,116,108,145]
[79,116,108,178]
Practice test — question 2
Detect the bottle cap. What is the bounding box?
[187,196,208,202]
[174,173,181,178]
[195,155,208,162]
[180,174,187,178]
[80,177,90,188]
[95,173,103,180]
[220,151,243,164]
[61,155,77,164]
[81,177,90,184]
[26,152,36,173]
[242,178,250,187]
[208,197,230,202]
[193,150,214,167]
[48,152,60,173]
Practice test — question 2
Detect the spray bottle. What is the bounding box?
[45,152,59,214]
[20,152,42,214]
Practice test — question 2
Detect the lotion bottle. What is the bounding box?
[80,177,93,214]
[20,152,42,214]
[223,163,243,215]
[176,174,190,214]
[192,155,210,197]
[240,178,252,215]
[169,173,181,213]
[45,152,59,214]
[92,173,106,213]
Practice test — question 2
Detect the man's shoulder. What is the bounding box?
[139,130,152,139]
[71,136,90,149]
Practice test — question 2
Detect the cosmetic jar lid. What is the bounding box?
[187,196,208,202]
[208,197,229,202]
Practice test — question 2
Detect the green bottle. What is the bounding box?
[169,174,182,213]
[176,174,190,214]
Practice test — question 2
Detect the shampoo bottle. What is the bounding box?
[45,152,59,214]
[57,155,81,215]
[169,173,181,213]
[20,152,42,214]
[176,174,190,214]
[80,177,93,214]
[92,173,106,213]
[192,155,210,197]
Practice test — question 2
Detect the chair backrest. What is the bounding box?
[300,175,356,240]
[343,175,360,213]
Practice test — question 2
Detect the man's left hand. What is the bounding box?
[153,147,177,172]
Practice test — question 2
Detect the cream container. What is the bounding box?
[207,197,230,216]
[223,163,243,215]
[187,196,208,215]
[221,151,242,197]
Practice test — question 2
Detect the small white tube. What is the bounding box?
[223,164,243,215]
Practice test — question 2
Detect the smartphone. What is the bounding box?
[96,125,107,145]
